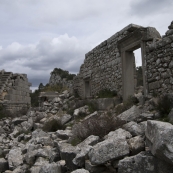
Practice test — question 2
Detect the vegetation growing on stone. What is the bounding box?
[156,95,173,120]
[136,66,143,86]
[51,68,76,80]
[97,89,117,98]
[72,114,124,140]
[115,95,139,115]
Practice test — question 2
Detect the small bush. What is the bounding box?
[66,108,74,115]
[42,118,64,132]
[87,102,97,113]
[156,95,173,117]
[0,105,6,119]
[115,95,138,115]
[97,89,117,98]
[72,114,124,140]
[70,137,82,146]
[51,68,76,80]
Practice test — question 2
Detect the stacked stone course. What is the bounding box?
[146,21,173,95]
[0,70,31,112]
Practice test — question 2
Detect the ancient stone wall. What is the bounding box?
[0,70,31,112]
[74,24,144,98]
[74,21,173,99]
[146,21,173,95]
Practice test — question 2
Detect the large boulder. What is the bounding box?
[118,151,173,173]
[122,121,143,136]
[85,160,106,173]
[117,105,154,123]
[56,130,72,140]
[60,114,71,125]
[117,105,141,122]
[39,163,61,173]
[73,106,89,117]
[128,136,145,155]
[73,135,100,167]
[58,141,79,171]
[88,129,131,165]
[71,169,89,173]
[146,120,173,165]
[8,147,23,170]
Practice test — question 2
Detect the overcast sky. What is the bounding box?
[0,0,172,91]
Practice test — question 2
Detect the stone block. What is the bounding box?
[149,81,160,90]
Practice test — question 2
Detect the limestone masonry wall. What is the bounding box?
[74,24,142,98]
[146,21,173,95]
[74,21,173,99]
[0,70,31,112]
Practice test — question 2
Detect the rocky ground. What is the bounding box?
[0,90,173,173]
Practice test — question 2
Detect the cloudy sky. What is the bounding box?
[0,0,172,91]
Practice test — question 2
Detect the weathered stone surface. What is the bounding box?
[88,129,130,165]
[12,117,27,125]
[128,136,145,155]
[39,163,61,173]
[73,105,89,117]
[71,168,89,173]
[56,130,72,140]
[122,121,143,136]
[60,114,71,125]
[72,135,100,167]
[73,145,92,167]
[118,151,173,173]
[146,120,173,165]
[117,106,141,122]
[0,71,31,113]
[168,108,173,123]
[8,147,23,170]
[58,142,79,171]
[104,128,132,140]
[85,160,106,173]
[137,113,154,122]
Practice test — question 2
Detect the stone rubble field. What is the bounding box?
[0,90,173,173]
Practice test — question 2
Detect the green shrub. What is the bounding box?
[66,108,74,115]
[70,137,82,146]
[51,68,76,80]
[156,95,173,117]
[136,66,143,86]
[87,102,97,113]
[0,105,6,119]
[42,118,64,132]
[97,89,117,98]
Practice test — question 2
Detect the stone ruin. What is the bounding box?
[0,70,31,112]
[74,21,173,100]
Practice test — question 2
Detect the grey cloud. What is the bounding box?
[130,0,173,16]
[0,34,90,87]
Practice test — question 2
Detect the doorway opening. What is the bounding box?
[120,42,146,100]
[84,80,90,98]
[134,48,143,90]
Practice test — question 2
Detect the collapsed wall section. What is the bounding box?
[0,70,32,112]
